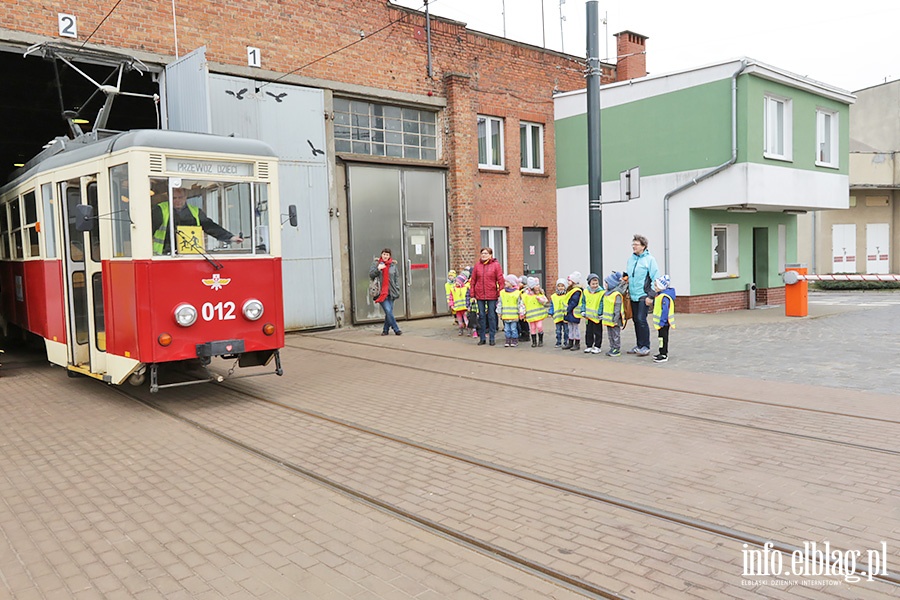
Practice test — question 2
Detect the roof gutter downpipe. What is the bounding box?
[663,60,747,274]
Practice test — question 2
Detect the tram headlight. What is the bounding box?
[174,303,198,327]
[242,299,264,321]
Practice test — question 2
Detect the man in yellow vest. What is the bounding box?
[152,187,243,255]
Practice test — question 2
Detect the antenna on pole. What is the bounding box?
[501,0,507,37]
[541,0,546,47]
[558,0,566,53]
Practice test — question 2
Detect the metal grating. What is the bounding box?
[149,154,163,173]
[257,161,270,180]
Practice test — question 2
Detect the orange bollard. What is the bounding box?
[784,264,808,317]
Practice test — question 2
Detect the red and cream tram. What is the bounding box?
[0,129,291,391]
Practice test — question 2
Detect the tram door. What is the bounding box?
[403,223,435,318]
[60,177,106,375]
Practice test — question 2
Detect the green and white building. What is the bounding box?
[554,58,855,312]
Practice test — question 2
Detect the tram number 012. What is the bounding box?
[201,301,236,321]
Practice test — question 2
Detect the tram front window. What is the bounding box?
[150,178,262,256]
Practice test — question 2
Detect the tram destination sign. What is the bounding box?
[166,158,253,177]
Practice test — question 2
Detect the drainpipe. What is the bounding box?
[663,60,747,274]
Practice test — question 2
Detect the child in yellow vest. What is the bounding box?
[522,277,549,347]
[445,269,457,324]
[580,273,604,354]
[651,275,676,363]
[498,274,525,347]
[547,278,569,348]
[563,271,583,351]
[601,271,627,357]
[449,274,470,335]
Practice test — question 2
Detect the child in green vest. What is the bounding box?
[581,273,604,354]
[548,278,569,348]
[601,271,627,357]
[650,275,676,363]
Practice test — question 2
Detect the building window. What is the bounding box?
[816,109,839,168]
[712,223,739,278]
[480,227,507,272]
[333,98,438,160]
[764,95,792,161]
[477,115,504,169]
[519,122,544,173]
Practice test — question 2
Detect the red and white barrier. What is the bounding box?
[783,272,900,284]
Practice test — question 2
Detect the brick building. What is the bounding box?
[0,1,646,328]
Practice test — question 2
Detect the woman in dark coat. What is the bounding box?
[369,248,402,335]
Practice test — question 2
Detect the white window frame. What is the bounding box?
[764,94,792,161]
[815,108,839,168]
[477,115,505,170]
[480,227,507,272]
[712,223,740,278]
[519,121,544,173]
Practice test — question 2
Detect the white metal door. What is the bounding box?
[831,224,856,273]
[866,223,890,274]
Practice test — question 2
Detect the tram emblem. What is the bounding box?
[202,274,232,291]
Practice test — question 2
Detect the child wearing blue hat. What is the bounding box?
[650,274,676,363]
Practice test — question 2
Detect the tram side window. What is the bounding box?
[254,183,270,254]
[109,164,131,257]
[0,202,9,260]
[23,190,40,258]
[87,181,100,262]
[92,273,106,352]
[10,197,23,259]
[63,180,84,263]
[41,183,57,259]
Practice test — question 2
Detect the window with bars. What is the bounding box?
[334,98,438,160]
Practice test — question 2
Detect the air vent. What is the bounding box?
[257,162,270,180]
[149,154,163,173]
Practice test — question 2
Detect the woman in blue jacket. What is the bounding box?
[625,234,659,356]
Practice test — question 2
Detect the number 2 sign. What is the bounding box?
[58,13,77,38]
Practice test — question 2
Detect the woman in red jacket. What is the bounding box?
[468,247,505,346]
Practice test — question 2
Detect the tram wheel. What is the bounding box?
[128,372,146,386]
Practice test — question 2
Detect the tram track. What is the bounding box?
[115,385,627,600]
[301,335,900,425]
[118,381,900,594]
[288,337,900,457]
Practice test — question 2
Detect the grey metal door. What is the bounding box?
[404,223,434,318]
[523,228,546,290]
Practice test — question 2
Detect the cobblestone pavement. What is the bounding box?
[0,289,897,600]
[390,289,900,397]
[662,290,900,396]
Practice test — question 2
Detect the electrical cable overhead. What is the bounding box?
[260,1,430,90]
[80,0,127,49]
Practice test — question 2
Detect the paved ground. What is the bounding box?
[0,289,897,599]
[390,289,900,396]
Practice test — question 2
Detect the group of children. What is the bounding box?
[445,269,676,362]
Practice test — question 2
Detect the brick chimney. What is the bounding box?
[614,30,648,81]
